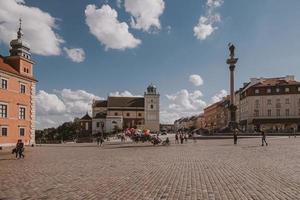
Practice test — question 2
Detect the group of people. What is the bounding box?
[12,139,25,159]
[175,132,188,144]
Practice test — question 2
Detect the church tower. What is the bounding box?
[144,84,160,132]
[5,19,34,78]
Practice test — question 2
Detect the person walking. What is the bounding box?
[184,133,188,143]
[175,133,179,144]
[180,133,184,144]
[96,136,100,147]
[16,139,25,158]
[261,131,268,146]
[233,129,238,145]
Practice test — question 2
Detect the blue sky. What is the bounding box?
[1,0,300,129]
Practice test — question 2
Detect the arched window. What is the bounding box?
[150,104,154,109]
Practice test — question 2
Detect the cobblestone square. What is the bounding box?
[0,137,299,200]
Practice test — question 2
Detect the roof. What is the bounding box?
[81,113,92,120]
[0,56,37,81]
[94,112,107,119]
[93,100,107,107]
[107,97,144,108]
[253,77,300,87]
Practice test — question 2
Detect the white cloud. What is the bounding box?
[109,90,142,97]
[36,90,66,116]
[63,47,85,63]
[124,0,165,32]
[189,74,204,86]
[166,89,206,111]
[0,0,64,55]
[36,89,102,129]
[211,89,227,103]
[193,0,223,40]
[85,4,141,50]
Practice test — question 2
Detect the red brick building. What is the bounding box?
[0,21,37,146]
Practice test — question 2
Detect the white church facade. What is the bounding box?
[92,84,160,133]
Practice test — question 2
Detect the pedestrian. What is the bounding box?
[100,136,104,147]
[184,133,188,143]
[233,129,238,145]
[193,132,197,143]
[175,133,179,144]
[96,136,100,147]
[180,134,184,144]
[16,139,25,158]
[261,131,268,146]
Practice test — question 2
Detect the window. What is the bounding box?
[1,127,8,136]
[285,88,290,92]
[267,99,272,105]
[1,79,7,89]
[114,112,118,116]
[276,109,280,116]
[285,98,290,104]
[19,107,26,120]
[150,104,154,109]
[20,84,26,94]
[285,109,290,116]
[255,89,259,94]
[276,88,280,93]
[0,104,7,118]
[267,88,271,93]
[24,68,26,73]
[19,128,25,136]
[97,122,100,128]
[267,109,272,117]
[126,113,130,117]
[254,110,259,117]
[298,87,300,92]
[138,113,142,117]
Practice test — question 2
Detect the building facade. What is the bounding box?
[0,22,37,146]
[203,96,230,133]
[236,76,300,132]
[92,84,160,133]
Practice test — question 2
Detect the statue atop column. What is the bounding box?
[228,43,235,58]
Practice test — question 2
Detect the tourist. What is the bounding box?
[96,136,100,147]
[16,139,25,159]
[184,133,188,143]
[175,133,179,144]
[180,134,184,144]
[233,129,238,145]
[261,131,268,146]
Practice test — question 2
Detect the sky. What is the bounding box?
[1,0,300,129]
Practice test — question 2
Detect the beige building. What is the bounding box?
[92,84,160,133]
[236,76,300,132]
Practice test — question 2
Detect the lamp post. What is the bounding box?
[226,43,238,143]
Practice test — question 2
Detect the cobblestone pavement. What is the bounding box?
[0,137,299,200]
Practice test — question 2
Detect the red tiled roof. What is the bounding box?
[253,78,300,87]
[0,56,37,82]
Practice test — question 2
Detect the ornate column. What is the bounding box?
[226,43,238,130]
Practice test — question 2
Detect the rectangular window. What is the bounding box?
[255,89,259,94]
[254,110,259,117]
[114,112,118,116]
[97,122,100,128]
[0,104,7,118]
[1,127,8,136]
[276,109,280,116]
[267,88,271,93]
[19,128,25,136]
[285,98,290,104]
[276,88,280,93]
[267,109,271,117]
[19,107,26,120]
[1,79,7,89]
[285,88,290,92]
[286,109,290,116]
[138,113,142,117]
[267,99,272,105]
[20,84,26,94]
